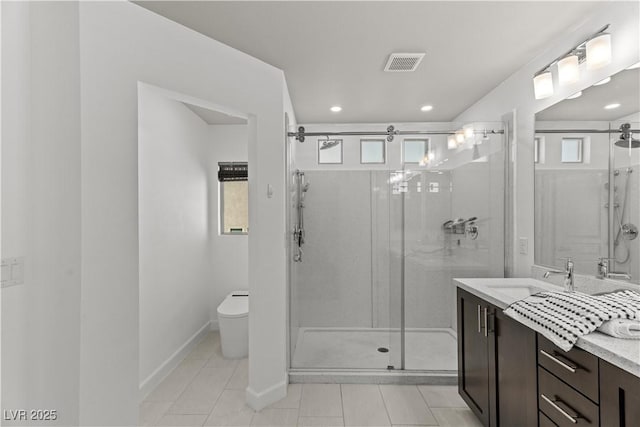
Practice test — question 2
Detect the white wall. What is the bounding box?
[76,2,289,420]
[455,1,640,277]
[2,2,82,426]
[1,1,290,424]
[208,124,249,328]
[138,84,214,390]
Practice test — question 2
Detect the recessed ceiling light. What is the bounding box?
[626,61,640,70]
[566,91,582,99]
[593,77,611,86]
[604,103,620,110]
[330,106,342,112]
[420,105,433,112]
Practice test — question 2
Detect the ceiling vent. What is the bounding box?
[384,53,425,72]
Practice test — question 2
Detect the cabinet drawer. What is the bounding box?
[537,334,599,402]
[539,367,599,426]
[539,411,558,427]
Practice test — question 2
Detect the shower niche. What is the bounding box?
[534,65,639,284]
[287,122,506,376]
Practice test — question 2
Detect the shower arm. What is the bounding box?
[288,125,504,142]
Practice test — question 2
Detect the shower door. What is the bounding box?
[397,125,506,371]
[289,166,401,370]
[288,123,506,373]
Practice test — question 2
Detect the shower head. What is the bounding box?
[615,123,640,148]
[319,139,341,150]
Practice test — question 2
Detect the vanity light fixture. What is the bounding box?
[330,106,342,112]
[532,25,611,100]
[447,135,458,149]
[604,103,620,110]
[566,91,583,99]
[420,105,433,112]
[455,131,465,144]
[533,71,554,99]
[593,76,611,86]
[558,55,580,85]
[586,33,612,70]
[464,127,474,139]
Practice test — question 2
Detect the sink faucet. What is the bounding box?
[544,258,575,292]
[597,258,632,281]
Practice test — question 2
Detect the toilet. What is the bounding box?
[217,291,249,359]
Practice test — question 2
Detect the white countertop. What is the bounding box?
[454,277,640,378]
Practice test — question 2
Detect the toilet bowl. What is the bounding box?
[217,291,248,359]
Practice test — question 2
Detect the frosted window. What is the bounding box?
[403,139,428,163]
[318,139,343,164]
[220,181,248,234]
[561,138,583,163]
[360,139,385,164]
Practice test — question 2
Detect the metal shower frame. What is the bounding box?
[288,125,505,142]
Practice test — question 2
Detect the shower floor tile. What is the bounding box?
[292,328,457,370]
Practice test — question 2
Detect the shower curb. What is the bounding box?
[288,370,457,385]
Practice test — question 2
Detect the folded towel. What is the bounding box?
[504,289,640,351]
[598,319,640,339]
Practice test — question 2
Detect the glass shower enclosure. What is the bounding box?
[288,122,506,375]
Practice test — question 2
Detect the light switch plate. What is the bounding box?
[1,257,25,288]
[519,237,528,255]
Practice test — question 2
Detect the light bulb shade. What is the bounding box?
[464,127,474,139]
[455,132,465,143]
[586,33,611,70]
[447,135,458,149]
[558,55,580,85]
[533,71,554,99]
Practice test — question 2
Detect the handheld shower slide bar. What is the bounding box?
[293,170,308,262]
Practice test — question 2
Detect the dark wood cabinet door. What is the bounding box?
[600,360,640,427]
[457,288,489,426]
[494,309,538,427]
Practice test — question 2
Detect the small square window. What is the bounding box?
[318,139,343,164]
[403,139,429,164]
[561,138,583,163]
[360,139,385,164]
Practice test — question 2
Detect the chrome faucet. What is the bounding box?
[597,258,632,280]
[544,258,575,292]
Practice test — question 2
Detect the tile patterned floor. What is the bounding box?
[139,332,482,427]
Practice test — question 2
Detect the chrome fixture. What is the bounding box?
[533,25,611,100]
[318,138,342,150]
[597,258,633,281]
[543,258,575,292]
[288,125,504,143]
[443,217,478,240]
[614,123,640,148]
[293,170,309,262]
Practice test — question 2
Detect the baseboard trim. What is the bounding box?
[138,321,211,402]
[246,376,288,411]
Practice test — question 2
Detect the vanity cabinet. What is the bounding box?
[457,288,538,427]
[457,285,640,427]
[599,360,640,427]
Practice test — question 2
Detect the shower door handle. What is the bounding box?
[477,305,482,333]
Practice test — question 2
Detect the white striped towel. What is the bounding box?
[504,289,640,351]
[598,319,640,339]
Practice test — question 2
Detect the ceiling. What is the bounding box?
[536,67,640,122]
[136,1,605,124]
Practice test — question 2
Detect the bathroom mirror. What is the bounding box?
[534,65,640,283]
